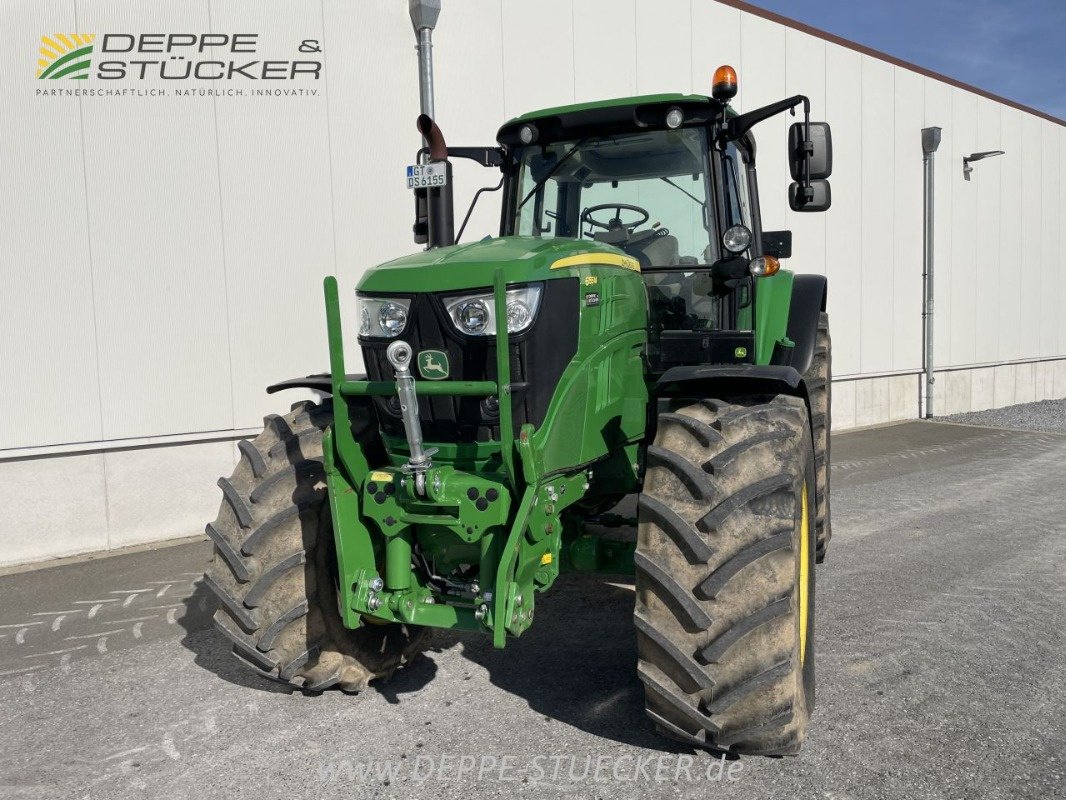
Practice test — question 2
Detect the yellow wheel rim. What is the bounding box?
[798,482,810,666]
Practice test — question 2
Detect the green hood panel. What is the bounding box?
[356,237,629,294]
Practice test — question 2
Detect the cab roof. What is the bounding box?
[497,93,735,147]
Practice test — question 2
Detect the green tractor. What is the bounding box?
[204,54,834,754]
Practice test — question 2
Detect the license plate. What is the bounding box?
[406,163,448,190]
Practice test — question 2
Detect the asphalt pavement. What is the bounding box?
[2,420,1065,800]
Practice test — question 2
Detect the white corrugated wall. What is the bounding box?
[1,0,1064,565]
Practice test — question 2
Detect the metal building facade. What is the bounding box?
[2,0,1064,565]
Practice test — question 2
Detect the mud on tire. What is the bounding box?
[635,394,817,756]
[203,399,427,692]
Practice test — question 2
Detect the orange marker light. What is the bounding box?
[749,255,780,277]
[712,64,738,102]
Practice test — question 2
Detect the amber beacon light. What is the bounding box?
[712,64,738,101]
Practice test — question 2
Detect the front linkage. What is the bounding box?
[323,271,630,649]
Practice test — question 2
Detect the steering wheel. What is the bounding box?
[581,203,651,233]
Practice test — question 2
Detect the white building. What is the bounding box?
[2,0,1064,566]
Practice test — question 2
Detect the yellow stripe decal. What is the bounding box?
[799,482,810,667]
[549,252,641,272]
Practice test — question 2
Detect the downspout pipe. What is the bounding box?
[921,127,941,419]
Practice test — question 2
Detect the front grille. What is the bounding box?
[360,278,578,443]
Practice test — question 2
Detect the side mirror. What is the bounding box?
[762,230,792,258]
[789,121,833,180]
[788,179,831,212]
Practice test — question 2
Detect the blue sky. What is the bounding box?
[744,0,1066,120]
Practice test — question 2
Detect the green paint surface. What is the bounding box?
[754,269,795,364]
[357,236,628,294]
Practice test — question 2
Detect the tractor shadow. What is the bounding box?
[178,575,439,700]
[388,571,700,754]
[177,578,289,694]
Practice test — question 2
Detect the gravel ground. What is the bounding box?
[943,398,1066,433]
[3,420,1066,799]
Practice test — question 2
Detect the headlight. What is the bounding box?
[722,224,752,254]
[456,299,490,334]
[355,295,411,338]
[444,284,543,336]
[519,123,538,144]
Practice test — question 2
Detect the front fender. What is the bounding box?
[655,364,806,402]
[783,274,827,375]
[266,373,366,395]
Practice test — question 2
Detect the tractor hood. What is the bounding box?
[356,236,629,294]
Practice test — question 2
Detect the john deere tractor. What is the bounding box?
[204,46,834,753]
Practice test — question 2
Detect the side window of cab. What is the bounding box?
[722,143,751,228]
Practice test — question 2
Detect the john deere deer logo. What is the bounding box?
[37,34,95,80]
[417,350,449,380]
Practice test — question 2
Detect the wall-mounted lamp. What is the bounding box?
[963,150,1005,181]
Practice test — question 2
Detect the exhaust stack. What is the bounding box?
[409,1,453,249]
[416,114,454,248]
[409,0,440,120]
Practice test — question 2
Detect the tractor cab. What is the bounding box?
[502,122,736,371]
[490,86,825,374]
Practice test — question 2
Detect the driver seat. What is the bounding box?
[634,232,680,267]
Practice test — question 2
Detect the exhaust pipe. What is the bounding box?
[416,115,454,248]
[417,114,448,161]
[409,1,440,120]
[409,1,453,249]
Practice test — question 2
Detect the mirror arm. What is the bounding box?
[455,177,504,243]
[800,99,813,202]
[724,95,816,202]
[724,94,808,141]
[416,145,505,168]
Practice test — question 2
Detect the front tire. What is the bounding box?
[635,395,817,755]
[203,399,427,692]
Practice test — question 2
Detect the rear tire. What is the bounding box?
[804,312,832,563]
[635,395,816,755]
[204,399,427,692]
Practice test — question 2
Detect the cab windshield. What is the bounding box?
[511,128,716,267]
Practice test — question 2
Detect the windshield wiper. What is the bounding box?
[660,176,705,207]
[516,138,588,211]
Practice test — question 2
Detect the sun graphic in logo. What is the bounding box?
[37,34,95,79]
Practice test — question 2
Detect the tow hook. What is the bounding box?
[385,340,437,496]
